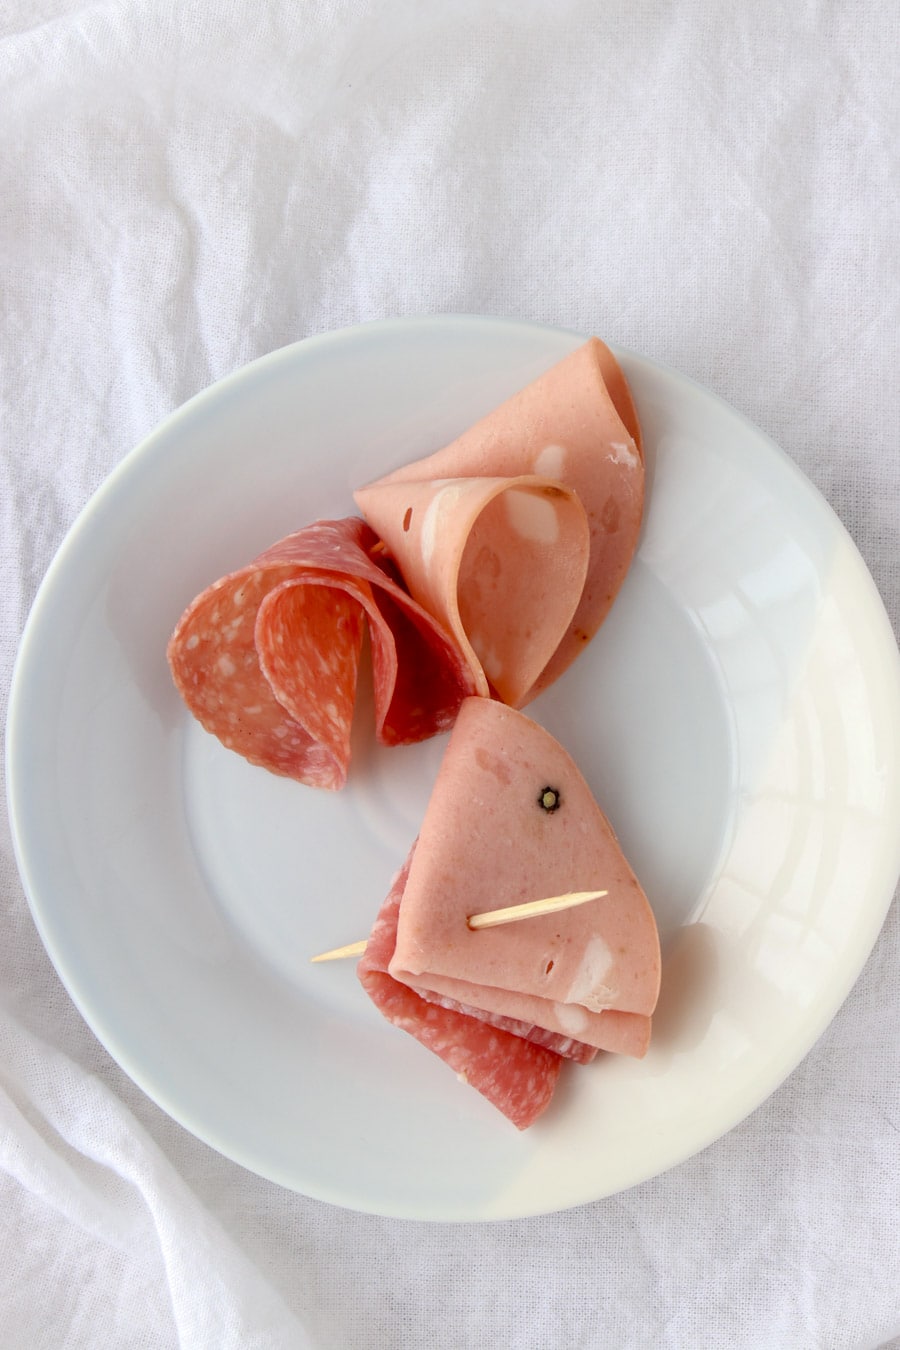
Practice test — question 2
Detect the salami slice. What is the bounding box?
[353,475,590,706]
[167,517,477,789]
[389,699,661,1054]
[354,338,643,702]
[359,848,563,1130]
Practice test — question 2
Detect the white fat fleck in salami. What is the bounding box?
[388,698,661,1056]
[354,338,644,702]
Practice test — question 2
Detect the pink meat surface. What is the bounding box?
[354,474,589,707]
[410,989,600,1063]
[410,989,650,1060]
[354,338,643,702]
[388,699,661,1055]
[167,517,477,789]
[358,849,563,1130]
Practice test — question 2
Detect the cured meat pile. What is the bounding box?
[359,699,661,1129]
[168,337,659,1127]
[168,338,643,786]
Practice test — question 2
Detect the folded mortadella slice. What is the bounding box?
[358,847,563,1129]
[388,698,661,1055]
[167,517,477,790]
[352,475,590,706]
[409,988,649,1060]
[354,338,643,702]
[411,988,601,1063]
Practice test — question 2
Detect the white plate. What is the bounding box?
[7,317,900,1220]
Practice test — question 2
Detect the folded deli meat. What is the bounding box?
[168,339,643,785]
[353,475,589,707]
[167,517,477,790]
[354,336,643,704]
[359,699,662,1127]
[358,847,564,1132]
[168,337,660,1126]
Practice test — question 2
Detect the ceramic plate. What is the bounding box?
[8,316,900,1220]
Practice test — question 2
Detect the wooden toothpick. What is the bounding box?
[465,889,607,930]
[309,939,368,963]
[309,888,607,962]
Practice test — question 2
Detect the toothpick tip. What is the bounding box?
[310,939,368,963]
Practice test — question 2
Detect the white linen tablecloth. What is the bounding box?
[2,3,899,1346]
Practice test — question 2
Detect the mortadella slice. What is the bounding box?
[411,989,649,1060]
[388,698,661,1055]
[167,517,477,790]
[353,475,589,706]
[358,848,563,1129]
[412,989,601,1063]
[354,338,643,703]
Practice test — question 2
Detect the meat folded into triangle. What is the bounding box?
[388,698,661,1055]
[358,848,564,1131]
